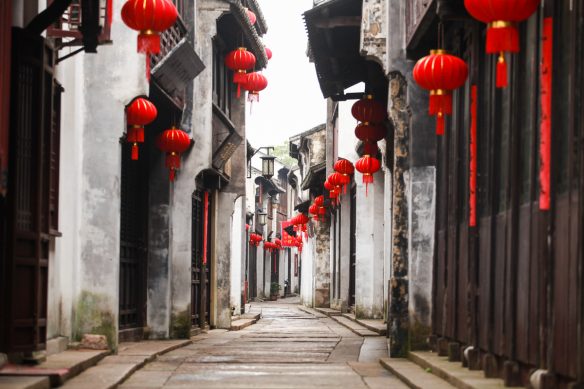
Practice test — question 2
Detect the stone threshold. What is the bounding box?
[407,351,522,389]
[310,307,383,337]
[380,357,456,389]
[341,313,387,336]
[0,349,110,387]
[296,305,327,318]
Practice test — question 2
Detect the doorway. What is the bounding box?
[191,189,211,329]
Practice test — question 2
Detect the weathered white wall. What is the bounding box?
[354,174,385,319]
[52,0,148,349]
[383,165,393,320]
[407,166,435,331]
[300,235,314,307]
[230,196,244,314]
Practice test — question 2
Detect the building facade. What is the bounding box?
[1,0,269,359]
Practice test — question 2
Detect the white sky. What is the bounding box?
[245,0,327,148]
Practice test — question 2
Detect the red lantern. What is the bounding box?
[295,213,309,225]
[334,159,354,193]
[225,48,256,98]
[355,123,386,143]
[351,95,386,124]
[309,204,320,221]
[121,0,178,79]
[156,127,191,181]
[245,8,257,25]
[314,195,325,208]
[244,72,268,102]
[265,47,272,60]
[328,173,345,192]
[355,155,381,195]
[464,0,540,88]
[126,97,158,160]
[413,50,468,135]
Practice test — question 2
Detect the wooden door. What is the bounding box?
[191,189,211,328]
[2,29,60,352]
[118,140,148,341]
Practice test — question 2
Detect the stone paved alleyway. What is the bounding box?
[119,298,408,388]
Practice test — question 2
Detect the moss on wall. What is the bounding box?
[170,308,191,339]
[409,317,431,351]
[73,291,117,350]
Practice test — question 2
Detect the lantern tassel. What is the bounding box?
[436,114,445,136]
[131,143,139,160]
[169,168,175,182]
[138,32,161,55]
[363,174,374,197]
[496,53,508,88]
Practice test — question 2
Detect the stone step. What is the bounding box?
[341,313,387,336]
[296,305,327,318]
[0,376,50,389]
[230,318,257,331]
[314,307,342,316]
[60,340,191,389]
[330,315,378,337]
[380,357,456,389]
[0,349,110,387]
[408,351,521,389]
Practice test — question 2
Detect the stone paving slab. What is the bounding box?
[60,362,138,389]
[380,357,456,389]
[0,376,50,389]
[408,351,522,389]
[162,363,369,388]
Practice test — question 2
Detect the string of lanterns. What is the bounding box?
[351,95,386,194]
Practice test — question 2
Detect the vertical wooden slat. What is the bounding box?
[0,0,11,197]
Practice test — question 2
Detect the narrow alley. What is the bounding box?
[117,298,407,389]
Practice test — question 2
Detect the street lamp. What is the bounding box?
[257,209,267,226]
[261,154,276,179]
[248,146,275,178]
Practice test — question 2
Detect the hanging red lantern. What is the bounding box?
[351,95,386,124]
[244,72,268,102]
[328,172,345,192]
[413,50,468,135]
[121,0,178,79]
[265,47,272,60]
[355,155,381,195]
[464,0,540,88]
[355,123,386,143]
[334,159,354,194]
[156,127,191,182]
[245,7,257,25]
[309,203,320,221]
[225,48,256,98]
[126,97,158,160]
[295,213,309,225]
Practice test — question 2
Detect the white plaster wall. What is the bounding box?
[300,236,314,307]
[354,174,385,319]
[407,166,436,328]
[64,0,148,346]
[230,197,244,314]
[383,166,393,320]
[50,53,85,342]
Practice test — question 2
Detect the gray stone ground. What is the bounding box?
[119,297,408,388]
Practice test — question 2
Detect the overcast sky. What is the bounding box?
[245,0,327,148]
